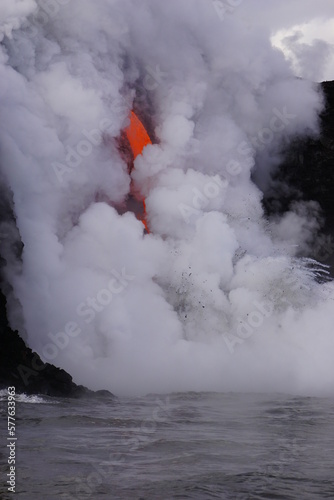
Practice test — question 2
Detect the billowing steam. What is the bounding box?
[1,0,334,396]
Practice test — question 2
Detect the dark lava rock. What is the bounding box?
[0,188,113,398]
[263,80,334,270]
[0,289,112,398]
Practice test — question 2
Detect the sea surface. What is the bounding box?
[1,391,334,499]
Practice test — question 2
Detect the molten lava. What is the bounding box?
[121,111,152,233]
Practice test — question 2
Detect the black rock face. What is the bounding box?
[263,81,334,270]
[0,286,114,397]
[0,290,96,397]
[0,191,112,398]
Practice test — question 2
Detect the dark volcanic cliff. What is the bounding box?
[0,289,94,397]
[0,184,107,396]
[263,81,334,270]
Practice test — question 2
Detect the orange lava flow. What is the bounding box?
[125,111,152,160]
[124,111,152,233]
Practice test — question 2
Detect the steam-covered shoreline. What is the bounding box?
[0,289,112,397]
[1,79,333,396]
[1,1,334,396]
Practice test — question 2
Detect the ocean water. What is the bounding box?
[1,391,334,499]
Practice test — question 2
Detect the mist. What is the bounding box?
[1,0,333,396]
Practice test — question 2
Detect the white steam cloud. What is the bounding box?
[1,0,333,396]
[280,31,334,82]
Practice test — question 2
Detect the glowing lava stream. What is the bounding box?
[123,111,152,233]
